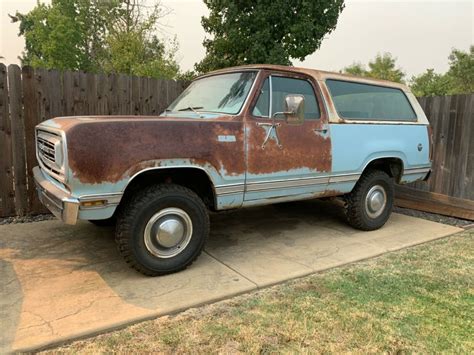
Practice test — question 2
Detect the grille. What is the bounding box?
[37,129,63,179]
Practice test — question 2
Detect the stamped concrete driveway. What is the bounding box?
[0,200,461,353]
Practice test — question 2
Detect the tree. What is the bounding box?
[341,62,366,77]
[367,53,405,83]
[410,69,450,97]
[342,53,405,83]
[10,0,114,72]
[101,0,179,78]
[196,0,345,73]
[11,0,180,79]
[410,47,473,96]
[446,45,474,94]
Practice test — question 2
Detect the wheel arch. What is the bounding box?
[121,166,218,210]
[361,156,405,183]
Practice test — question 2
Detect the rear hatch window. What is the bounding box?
[326,79,417,121]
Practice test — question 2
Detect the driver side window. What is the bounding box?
[252,75,320,119]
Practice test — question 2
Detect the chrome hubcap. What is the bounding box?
[144,208,193,258]
[365,185,387,219]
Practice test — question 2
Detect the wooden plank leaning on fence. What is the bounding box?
[0,64,16,217]
[395,185,474,221]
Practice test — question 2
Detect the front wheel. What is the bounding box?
[344,170,394,231]
[115,184,209,276]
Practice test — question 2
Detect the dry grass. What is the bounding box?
[44,230,473,354]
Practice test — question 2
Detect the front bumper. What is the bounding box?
[33,166,79,225]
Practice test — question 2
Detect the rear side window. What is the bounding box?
[326,79,417,121]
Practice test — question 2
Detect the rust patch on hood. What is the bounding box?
[57,116,245,184]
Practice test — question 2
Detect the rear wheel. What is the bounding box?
[344,170,394,231]
[115,184,209,276]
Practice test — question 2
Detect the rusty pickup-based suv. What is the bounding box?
[34,65,432,276]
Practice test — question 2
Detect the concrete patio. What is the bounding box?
[0,200,462,353]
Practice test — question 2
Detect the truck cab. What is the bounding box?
[34,64,432,276]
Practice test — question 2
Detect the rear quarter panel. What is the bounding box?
[329,123,430,191]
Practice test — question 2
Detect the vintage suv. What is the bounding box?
[34,64,432,276]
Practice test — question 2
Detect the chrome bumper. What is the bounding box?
[33,166,79,225]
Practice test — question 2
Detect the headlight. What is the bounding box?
[54,140,64,168]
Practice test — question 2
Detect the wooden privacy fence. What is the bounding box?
[0,64,188,217]
[0,64,472,218]
[396,94,474,220]
[412,94,473,200]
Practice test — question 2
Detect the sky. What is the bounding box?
[1,0,473,78]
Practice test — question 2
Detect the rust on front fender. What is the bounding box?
[56,116,245,184]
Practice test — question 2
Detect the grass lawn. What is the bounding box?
[46,230,473,353]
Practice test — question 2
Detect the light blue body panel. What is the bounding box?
[328,123,431,193]
[331,124,430,173]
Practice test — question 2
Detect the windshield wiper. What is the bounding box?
[178,106,204,115]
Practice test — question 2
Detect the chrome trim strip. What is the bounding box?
[328,173,361,184]
[403,167,431,175]
[215,185,245,195]
[215,173,363,196]
[79,193,123,205]
[246,177,329,192]
[269,75,273,117]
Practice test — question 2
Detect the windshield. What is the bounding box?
[166,71,257,115]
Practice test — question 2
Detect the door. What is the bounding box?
[244,71,332,201]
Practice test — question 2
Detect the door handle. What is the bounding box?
[314,127,328,134]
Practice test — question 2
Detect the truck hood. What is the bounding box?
[39,113,231,131]
[37,115,245,185]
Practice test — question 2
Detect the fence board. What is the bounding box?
[86,72,97,114]
[0,64,15,217]
[8,65,28,216]
[96,73,108,115]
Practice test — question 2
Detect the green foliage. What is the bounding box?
[409,69,450,97]
[342,48,473,96]
[342,53,405,83]
[176,70,198,81]
[100,1,180,78]
[446,45,474,94]
[11,0,180,79]
[342,62,366,77]
[196,0,345,73]
[367,53,405,82]
[11,0,114,72]
[410,46,473,96]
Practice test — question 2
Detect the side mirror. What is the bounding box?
[284,95,305,125]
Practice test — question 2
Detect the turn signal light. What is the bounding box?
[80,200,106,207]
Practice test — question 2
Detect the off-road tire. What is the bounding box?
[115,184,209,276]
[344,170,394,231]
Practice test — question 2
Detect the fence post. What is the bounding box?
[0,64,16,217]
